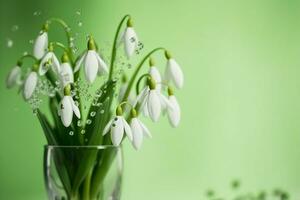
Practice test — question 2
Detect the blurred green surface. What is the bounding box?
[1,0,300,199]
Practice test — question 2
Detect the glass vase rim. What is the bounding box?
[44,145,118,149]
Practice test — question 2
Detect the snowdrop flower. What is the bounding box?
[6,62,22,89]
[134,77,162,122]
[166,87,181,127]
[23,64,39,100]
[74,37,108,83]
[119,18,139,58]
[33,23,49,59]
[103,106,133,146]
[59,52,74,87]
[39,43,60,75]
[148,58,162,92]
[58,84,80,127]
[164,51,184,89]
[130,109,152,150]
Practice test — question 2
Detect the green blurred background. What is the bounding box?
[1,0,300,199]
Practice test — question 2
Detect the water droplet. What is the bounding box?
[11,25,19,32]
[81,129,86,134]
[90,111,96,117]
[100,109,105,114]
[86,119,92,125]
[69,131,74,136]
[77,120,82,127]
[33,11,42,16]
[29,39,34,44]
[23,51,28,56]
[76,10,81,15]
[7,39,13,48]
[78,21,83,27]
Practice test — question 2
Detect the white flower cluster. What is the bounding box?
[6,16,184,150]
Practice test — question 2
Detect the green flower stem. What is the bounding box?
[82,168,93,200]
[135,73,151,95]
[17,54,38,65]
[108,14,131,80]
[47,18,75,62]
[121,47,165,102]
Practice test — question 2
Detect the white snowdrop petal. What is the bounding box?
[95,53,109,75]
[130,118,143,150]
[33,32,48,59]
[69,97,80,119]
[84,50,98,83]
[167,95,181,127]
[39,53,52,75]
[138,120,152,138]
[61,96,73,127]
[133,87,149,107]
[60,63,74,86]
[6,66,21,89]
[122,118,133,141]
[51,53,61,74]
[147,90,161,122]
[23,71,38,100]
[111,116,124,146]
[169,59,184,89]
[124,27,138,58]
[160,94,174,110]
[74,52,86,72]
[103,119,113,136]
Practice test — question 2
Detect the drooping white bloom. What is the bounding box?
[134,79,162,122]
[23,71,38,100]
[39,44,60,75]
[74,38,108,83]
[6,65,21,89]
[103,107,133,146]
[119,18,139,58]
[33,24,49,59]
[164,51,184,89]
[129,109,152,150]
[59,53,74,87]
[58,85,80,127]
[166,93,181,127]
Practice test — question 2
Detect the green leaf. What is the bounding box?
[71,80,116,195]
[37,109,72,198]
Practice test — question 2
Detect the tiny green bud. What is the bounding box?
[61,52,69,63]
[147,77,156,90]
[127,18,133,27]
[149,57,155,67]
[164,50,172,60]
[116,106,123,116]
[64,84,71,96]
[42,23,49,32]
[87,36,96,50]
[48,43,54,52]
[32,63,39,72]
[17,60,23,67]
[168,87,174,96]
[131,108,137,118]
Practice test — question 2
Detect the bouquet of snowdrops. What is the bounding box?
[6,15,183,199]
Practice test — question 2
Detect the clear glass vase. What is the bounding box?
[44,145,123,200]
